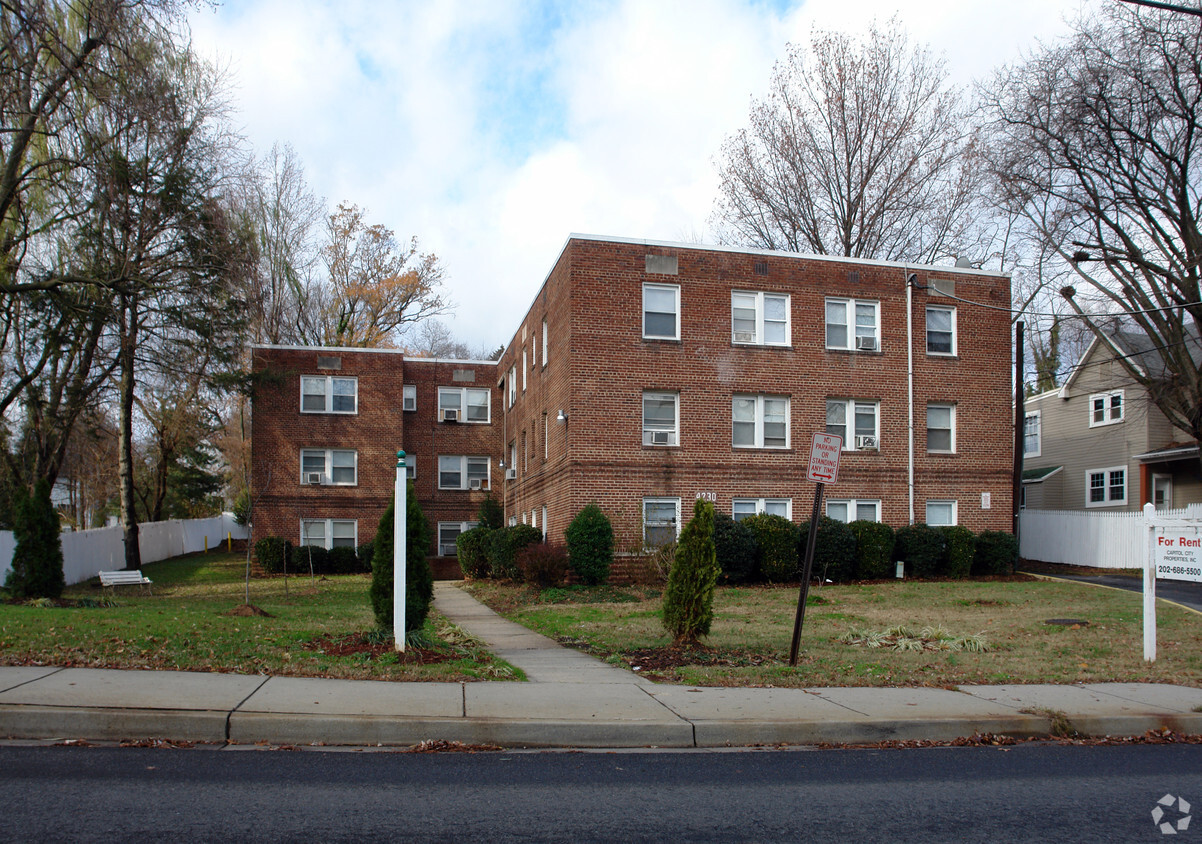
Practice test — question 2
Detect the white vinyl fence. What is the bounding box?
[0,513,249,587]
[1019,505,1202,568]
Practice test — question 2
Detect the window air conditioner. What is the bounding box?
[441,408,459,422]
[734,331,756,343]
[855,435,879,450]
[305,472,323,485]
[855,336,878,351]
[469,479,483,490]
[505,468,517,480]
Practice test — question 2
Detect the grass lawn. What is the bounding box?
[464,577,1202,688]
[0,550,520,682]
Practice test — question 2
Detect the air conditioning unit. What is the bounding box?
[505,468,517,480]
[650,430,672,446]
[855,435,879,450]
[733,331,756,343]
[469,479,482,490]
[441,408,459,422]
[855,336,878,351]
[305,472,323,485]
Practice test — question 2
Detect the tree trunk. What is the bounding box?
[118,293,141,571]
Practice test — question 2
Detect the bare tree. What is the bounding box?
[712,18,988,264]
[982,4,1202,445]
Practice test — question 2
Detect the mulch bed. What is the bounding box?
[302,633,454,665]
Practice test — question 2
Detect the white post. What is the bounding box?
[394,451,407,652]
[1144,501,1156,663]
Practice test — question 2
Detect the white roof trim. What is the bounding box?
[1133,445,1200,462]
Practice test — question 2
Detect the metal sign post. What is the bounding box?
[790,434,842,667]
[394,450,407,653]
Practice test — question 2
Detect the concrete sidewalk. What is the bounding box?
[0,583,1200,749]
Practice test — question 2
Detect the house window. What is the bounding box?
[300,449,357,485]
[1086,466,1127,507]
[299,519,357,549]
[508,366,516,407]
[643,498,680,547]
[438,455,491,491]
[300,376,357,414]
[926,306,956,355]
[926,403,955,453]
[438,387,490,423]
[437,521,479,556]
[925,500,957,526]
[643,391,679,446]
[643,283,680,340]
[731,291,790,346]
[826,399,880,450]
[402,384,416,412]
[732,395,789,449]
[1089,391,1124,427]
[825,298,879,351]
[1023,411,1041,457]
[405,453,417,480]
[732,498,791,521]
[826,499,881,523]
[522,349,528,391]
[542,319,548,367]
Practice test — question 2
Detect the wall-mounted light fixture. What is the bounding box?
[556,409,568,424]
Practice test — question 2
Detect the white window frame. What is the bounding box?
[643,497,681,547]
[732,498,792,521]
[926,403,956,454]
[643,283,681,340]
[1023,410,1041,458]
[731,291,790,346]
[825,298,880,351]
[300,375,357,414]
[825,499,882,523]
[925,306,957,356]
[642,390,680,446]
[438,455,491,491]
[542,319,548,367]
[300,448,357,486]
[1085,465,1127,508]
[438,387,491,424]
[405,453,417,481]
[522,349,528,391]
[1089,390,1124,427]
[402,384,417,412]
[925,500,957,526]
[437,521,479,556]
[826,399,880,451]
[299,518,357,550]
[508,366,517,407]
[732,394,790,450]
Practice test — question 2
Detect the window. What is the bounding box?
[825,298,879,351]
[826,399,879,450]
[1086,466,1127,507]
[541,505,547,538]
[733,395,790,449]
[1089,391,1123,427]
[925,500,957,526]
[300,376,356,414]
[402,384,416,412]
[300,519,357,549]
[438,387,490,423]
[1023,411,1041,457]
[643,283,680,340]
[522,349,527,391]
[438,521,478,556]
[405,454,417,481]
[926,306,956,355]
[732,498,791,521]
[542,319,548,367]
[926,403,955,453]
[300,448,357,485]
[438,455,491,490]
[508,366,516,407]
[731,291,790,346]
[826,499,881,523]
[643,391,679,446]
[643,498,680,547]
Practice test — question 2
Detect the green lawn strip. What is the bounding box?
[465,579,1202,688]
[0,551,519,682]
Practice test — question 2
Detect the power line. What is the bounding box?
[1117,0,1202,17]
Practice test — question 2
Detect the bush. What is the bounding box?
[848,521,895,579]
[662,499,719,645]
[456,526,494,579]
[940,525,975,579]
[291,543,329,575]
[973,531,1018,576]
[370,481,434,634]
[476,494,504,530]
[743,514,800,583]
[3,480,65,599]
[327,546,363,574]
[356,541,375,570]
[894,524,945,579]
[565,503,614,585]
[232,488,251,527]
[254,536,290,574]
[519,542,569,587]
[713,512,758,583]
[489,524,544,581]
[803,516,857,584]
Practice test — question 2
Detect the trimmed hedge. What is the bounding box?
[254,536,291,574]
[456,526,494,579]
[802,516,857,584]
[489,524,544,581]
[895,524,945,578]
[566,503,614,585]
[973,531,1019,575]
[743,514,800,583]
[940,525,975,579]
[848,520,895,579]
[357,541,375,571]
[713,512,758,584]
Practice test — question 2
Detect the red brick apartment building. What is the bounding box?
[251,235,1014,564]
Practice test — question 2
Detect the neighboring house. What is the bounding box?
[1021,328,1202,512]
[251,234,1015,561]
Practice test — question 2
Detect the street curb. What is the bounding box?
[0,704,230,744]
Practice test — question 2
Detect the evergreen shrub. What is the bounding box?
[713,512,758,583]
[800,516,857,583]
[489,525,544,580]
[662,499,719,645]
[973,531,1018,576]
[565,503,614,585]
[477,494,504,530]
[743,514,800,583]
[254,536,290,574]
[456,526,493,579]
[3,480,65,599]
[895,524,945,578]
[940,525,975,579]
[848,520,895,579]
[370,481,434,633]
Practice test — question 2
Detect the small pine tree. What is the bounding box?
[4,479,65,599]
[662,499,719,646]
[565,503,614,585]
[369,481,433,634]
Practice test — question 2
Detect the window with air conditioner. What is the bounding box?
[300,448,357,485]
[505,468,517,480]
[733,394,790,449]
[855,335,878,351]
[825,298,879,351]
[826,399,879,451]
[439,387,490,423]
[642,390,679,446]
[300,375,357,414]
[438,455,490,490]
[437,521,478,556]
[731,291,790,346]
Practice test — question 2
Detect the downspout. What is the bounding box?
[906,271,917,525]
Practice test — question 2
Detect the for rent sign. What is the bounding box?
[1155,531,1202,583]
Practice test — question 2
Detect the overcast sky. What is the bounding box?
[188,0,1095,353]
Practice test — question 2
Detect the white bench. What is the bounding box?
[98,570,153,594]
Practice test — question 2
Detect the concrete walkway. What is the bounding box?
[1,583,1200,749]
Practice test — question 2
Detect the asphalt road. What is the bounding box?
[1,744,1199,842]
[1035,571,1202,613]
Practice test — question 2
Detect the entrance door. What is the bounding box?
[1153,474,1172,510]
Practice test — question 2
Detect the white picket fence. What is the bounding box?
[1019,505,1202,568]
[0,513,249,587]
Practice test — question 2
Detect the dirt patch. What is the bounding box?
[621,645,771,676]
[303,633,453,665]
[223,604,274,618]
